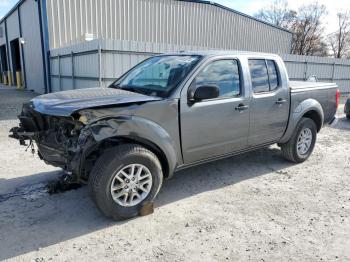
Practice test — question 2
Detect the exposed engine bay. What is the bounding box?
[10,102,97,183]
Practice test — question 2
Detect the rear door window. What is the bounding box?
[249,59,269,93]
[249,59,280,93]
[266,60,279,91]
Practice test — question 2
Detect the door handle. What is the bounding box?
[276,99,287,105]
[235,104,249,111]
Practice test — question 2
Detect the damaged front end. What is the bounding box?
[9,102,97,183]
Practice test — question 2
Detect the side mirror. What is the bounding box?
[190,85,220,102]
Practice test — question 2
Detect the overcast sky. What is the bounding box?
[0,0,347,34]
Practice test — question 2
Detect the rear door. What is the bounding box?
[180,58,250,163]
[248,59,289,146]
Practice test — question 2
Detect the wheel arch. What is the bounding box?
[82,116,179,180]
[302,110,322,132]
[100,136,171,179]
[279,99,324,144]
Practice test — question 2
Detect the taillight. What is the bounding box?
[336,89,340,109]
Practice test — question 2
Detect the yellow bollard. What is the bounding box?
[3,73,7,85]
[16,71,22,89]
[7,72,12,86]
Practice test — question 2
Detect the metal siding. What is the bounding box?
[0,22,6,46]
[20,0,46,93]
[75,79,99,88]
[44,0,350,94]
[335,64,350,79]
[0,21,7,78]
[51,77,60,92]
[4,10,20,78]
[46,0,292,53]
[60,56,72,76]
[74,53,99,77]
[281,54,350,93]
[49,39,350,94]
[50,57,59,75]
[61,77,73,91]
[6,10,20,41]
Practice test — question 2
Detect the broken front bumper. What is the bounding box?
[9,103,95,182]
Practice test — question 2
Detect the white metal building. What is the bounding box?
[46,0,292,51]
[2,0,350,94]
[0,0,294,94]
[0,0,49,94]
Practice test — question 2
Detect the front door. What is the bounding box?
[248,59,289,146]
[180,58,250,164]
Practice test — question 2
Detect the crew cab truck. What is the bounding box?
[10,51,339,220]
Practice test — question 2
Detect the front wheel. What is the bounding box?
[280,117,317,163]
[89,144,163,220]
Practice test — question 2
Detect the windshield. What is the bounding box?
[110,55,201,97]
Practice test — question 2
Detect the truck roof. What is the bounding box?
[161,50,282,58]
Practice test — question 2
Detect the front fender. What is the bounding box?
[279,99,324,144]
[88,116,179,176]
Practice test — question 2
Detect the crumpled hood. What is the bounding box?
[31,87,162,116]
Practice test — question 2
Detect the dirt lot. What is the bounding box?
[0,86,349,262]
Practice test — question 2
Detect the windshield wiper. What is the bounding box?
[118,86,151,96]
[109,84,162,97]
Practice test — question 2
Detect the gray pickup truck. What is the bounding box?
[10,51,339,220]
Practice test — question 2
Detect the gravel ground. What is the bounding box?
[0,86,349,262]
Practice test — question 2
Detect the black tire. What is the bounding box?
[346,114,350,120]
[280,117,317,163]
[89,144,163,220]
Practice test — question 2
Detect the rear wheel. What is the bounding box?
[346,114,350,120]
[280,117,317,163]
[89,144,163,220]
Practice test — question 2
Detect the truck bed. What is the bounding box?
[289,81,338,124]
[290,81,337,91]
